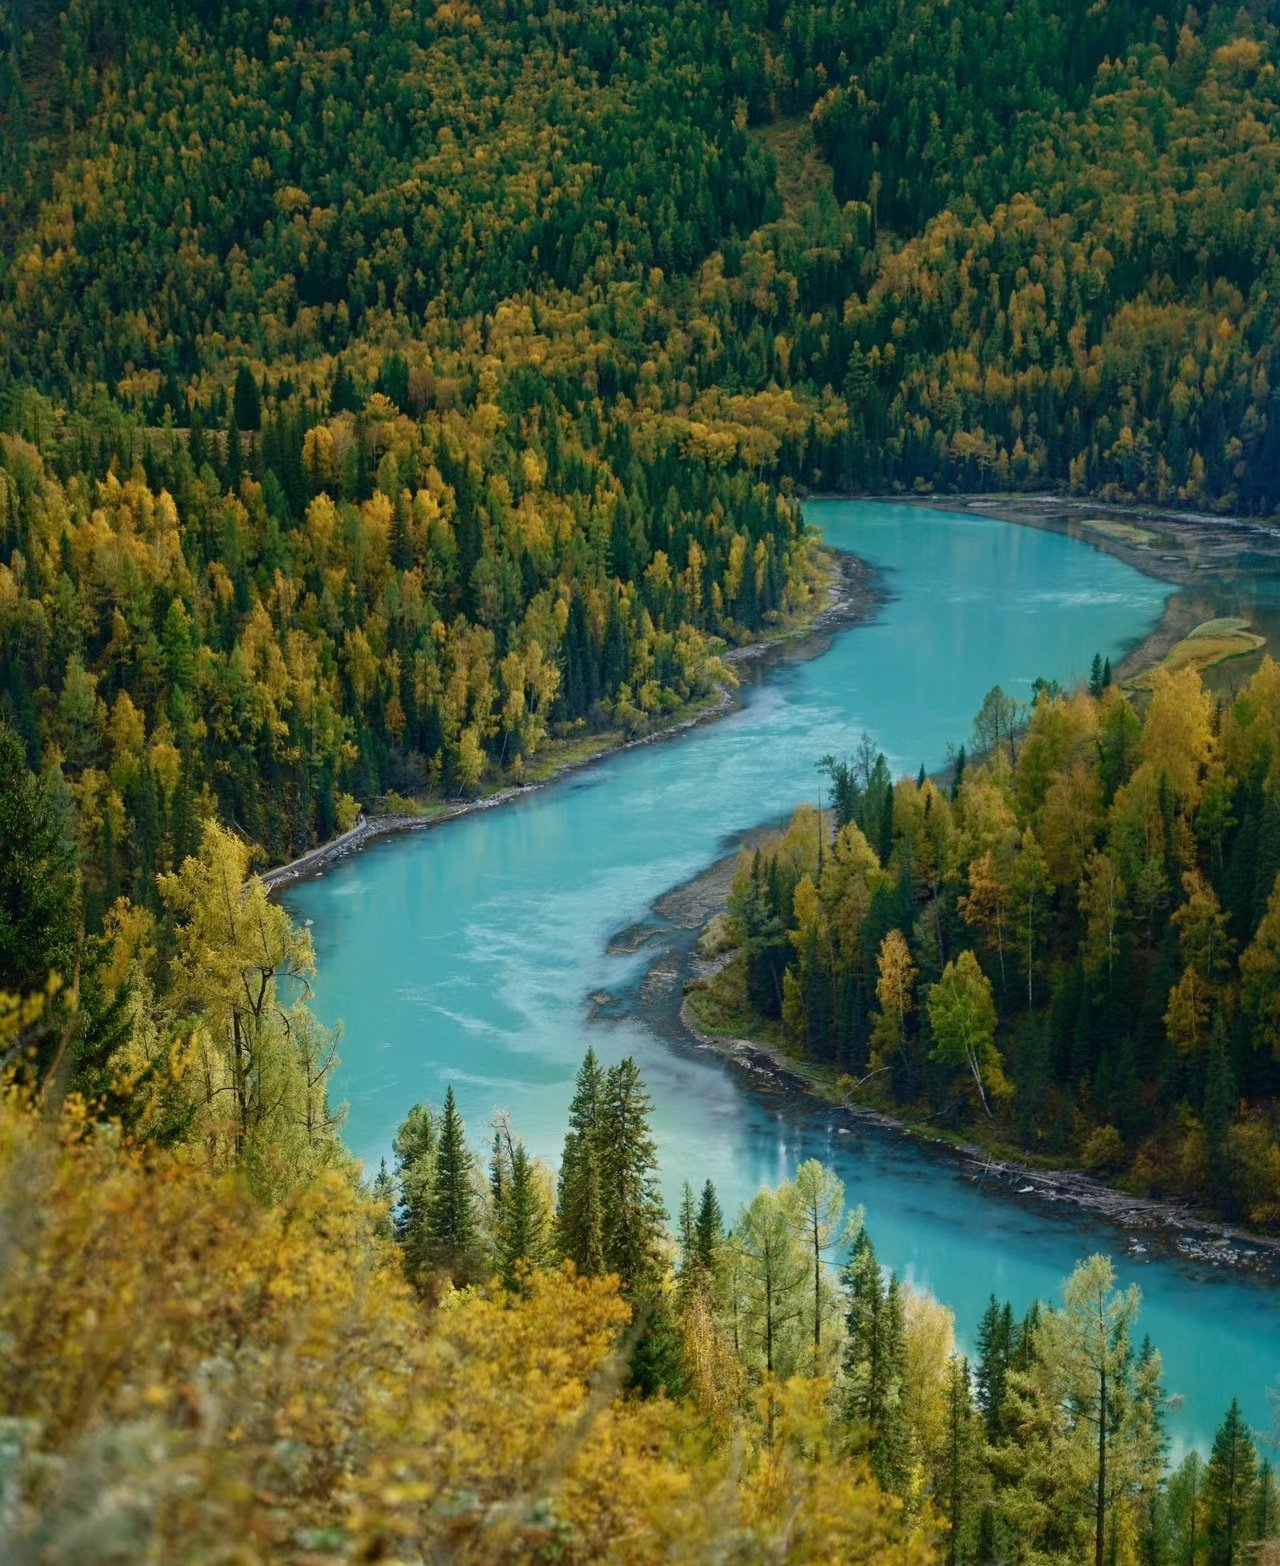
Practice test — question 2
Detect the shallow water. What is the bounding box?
[286,501,1279,1450]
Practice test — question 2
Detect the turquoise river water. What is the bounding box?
[284,500,1280,1451]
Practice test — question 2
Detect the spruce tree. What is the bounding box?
[694,1178,724,1272]
[392,1102,436,1283]
[599,1055,666,1288]
[370,1157,395,1241]
[1205,1399,1258,1566]
[0,720,78,1004]
[1252,1460,1277,1545]
[232,363,261,430]
[874,1275,909,1494]
[677,1181,698,1275]
[939,1354,981,1566]
[628,1281,688,1399]
[1203,1016,1235,1198]
[1167,1450,1204,1566]
[428,1086,477,1276]
[556,1047,606,1274]
[975,1294,1015,1440]
[497,1142,551,1289]
[841,1229,908,1492]
[950,742,967,802]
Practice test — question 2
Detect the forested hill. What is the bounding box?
[0,0,1278,890]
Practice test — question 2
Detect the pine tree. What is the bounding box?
[598,1056,666,1287]
[0,721,78,1004]
[975,1294,1015,1439]
[391,1102,436,1283]
[556,1047,606,1275]
[793,1157,844,1372]
[232,363,261,431]
[497,1142,551,1289]
[1203,1014,1235,1197]
[628,1281,688,1399]
[1167,1450,1204,1566]
[734,1184,808,1380]
[1037,1256,1146,1566]
[370,1157,395,1241]
[677,1181,698,1275]
[874,1275,909,1494]
[1205,1399,1258,1566]
[938,1355,981,1566]
[841,1229,908,1492]
[1252,1460,1277,1545]
[694,1179,724,1273]
[951,743,967,802]
[1132,1334,1170,1566]
[428,1085,477,1276]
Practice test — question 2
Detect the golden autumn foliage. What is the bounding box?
[699,659,1280,1228]
[0,1085,928,1565]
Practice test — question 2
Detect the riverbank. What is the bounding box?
[264,546,882,892]
[620,493,1280,1273]
[623,840,1280,1276]
[889,492,1280,685]
[677,982,1280,1276]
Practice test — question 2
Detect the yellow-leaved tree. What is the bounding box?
[157,821,346,1197]
[0,1086,931,1566]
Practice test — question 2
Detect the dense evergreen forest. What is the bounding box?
[0,0,1278,894]
[3,0,1280,1559]
[698,659,1280,1226]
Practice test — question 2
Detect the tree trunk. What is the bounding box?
[1096,1362,1107,1566]
[812,1221,821,1370]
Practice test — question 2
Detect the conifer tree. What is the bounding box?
[0,720,78,1006]
[975,1294,1015,1440]
[677,1181,698,1275]
[598,1055,666,1287]
[392,1102,436,1282]
[733,1183,808,1379]
[1205,1399,1258,1566]
[232,363,261,431]
[695,1179,724,1273]
[792,1157,845,1372]
[496,1141,551,1289]
[428,1086,477,1276]
[938,1354,981,1566]
[1167,1450,1204,1566]
[1253,1460,1277,1545]
[841,1228,908,1492]
[1035,1255,1155,1566]
[556,1047,605,1275]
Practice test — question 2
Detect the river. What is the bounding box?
[283,499,1280,1451]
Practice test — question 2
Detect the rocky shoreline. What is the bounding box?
[263,549,880,893]
[675,989,1280,1276]
[635,492,1280,1275]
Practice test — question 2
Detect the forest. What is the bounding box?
[697,658,1280,1227]
[0,0,1278,893]
[5,940,1277,1565]
[3,0,1280,1559]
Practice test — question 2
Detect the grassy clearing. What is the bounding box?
[1127,616,1265,689]
[1081,517,1158,547]
[754,116,834,220]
